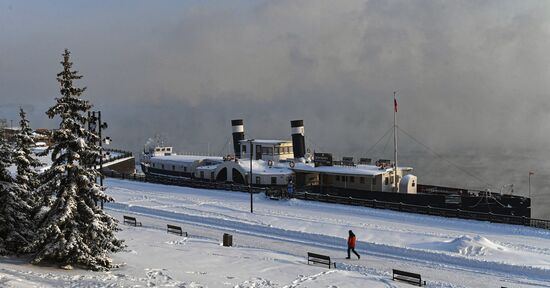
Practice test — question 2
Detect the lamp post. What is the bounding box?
[248,139,255,213]
[529,171,534,198]
[88,110,108,209]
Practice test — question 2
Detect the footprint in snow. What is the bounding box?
[144,268,186,287]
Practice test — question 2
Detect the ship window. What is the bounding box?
[262,147,274,155]
[360,177,365,184]
[172,165,175,171]
[350,176,355,183]
[336,175,340,181]
[256,176,261,184]
[211,172,215,179]
[271,177,277,184]
[152,163,155,168]
[242,145,246,154]
[274,147,280,155]
[373,177,376,185]
[385,177,389,185]
[161,164,164,169]
[412,180,415,187]
[342,176,347,182]
[200,171,204,178]
[184,167,187,172]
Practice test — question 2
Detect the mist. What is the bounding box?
[1,0,549,218]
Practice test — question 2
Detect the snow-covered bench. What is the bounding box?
[307,252,335,269]
[167,224,187,237]
[123,215,142,227]
[392,269,424,286]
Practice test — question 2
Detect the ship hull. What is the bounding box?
[309,185,530,217]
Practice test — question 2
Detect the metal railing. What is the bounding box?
[106,171,269,194]
[104,148,133,162]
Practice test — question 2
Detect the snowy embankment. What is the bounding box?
[104,179,550,284]
[1,178,549,287]
[107,202,550,280]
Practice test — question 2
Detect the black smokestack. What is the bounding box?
[291,120,305,159]
[231,119,244,158]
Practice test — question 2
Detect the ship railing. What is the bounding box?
[291,191,549,230]
[103,171,550,231]
[107,170,269,194]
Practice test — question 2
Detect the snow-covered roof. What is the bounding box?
[292,163,393,176]
[240,139,292,145]
[151,155,223,164]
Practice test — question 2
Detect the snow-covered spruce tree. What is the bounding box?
[0,128,12,184]
[29,49,124,270]
[14,108,42,198]
[0,129,34,255]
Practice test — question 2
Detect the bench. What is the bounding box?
[123,215,142,227]
[167,224,187,237]
[307,252,335,269]
[392,269,425,286]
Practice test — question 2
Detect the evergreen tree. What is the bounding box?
[29,49,124,270]
[14,108,42,194]
[0,129,33,255]
[0,129,12,183]
[11,108,43,254]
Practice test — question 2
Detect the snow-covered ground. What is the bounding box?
[1,178,549,287]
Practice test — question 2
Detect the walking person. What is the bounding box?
[346,230,360,259]
[286,179,294,198]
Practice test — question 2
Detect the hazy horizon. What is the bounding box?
[1,0,549,218]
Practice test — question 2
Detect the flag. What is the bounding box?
[394,98,398,112]
[529,171,535,175]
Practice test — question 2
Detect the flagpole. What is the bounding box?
[393,91,398,192]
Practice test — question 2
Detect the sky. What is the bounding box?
[1,0,550,215]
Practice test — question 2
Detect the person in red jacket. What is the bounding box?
[346,230,360,259]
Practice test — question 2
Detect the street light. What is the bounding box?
[248,139,255,213]
[88,110,108,210]
[529,171,534,198]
